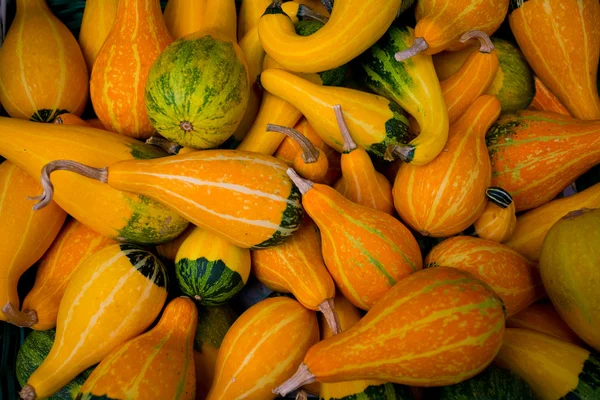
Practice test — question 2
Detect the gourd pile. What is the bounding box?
[1,0,600,399]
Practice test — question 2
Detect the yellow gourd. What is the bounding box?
[78,0,119,71]
[474,187,517,243]
[164,0,207,39]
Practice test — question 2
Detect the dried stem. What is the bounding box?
[333,104,357,153]
[318,298,341,335]
[485,187,513,209]
[297,4,329,24]
[320,0,333,13]
[267,124,320,163]
[145,135,183,155]
[389,145,415,163]
[460,30,494,53]
[273,363,315,397]
[2,302,37,327]
[296,390,308,400]
[286,168,313,195]
[395,37,429,62]
[19,384,36,400]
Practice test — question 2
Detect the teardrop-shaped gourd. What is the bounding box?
[504,183,600,261]
[528,76,570,115]
[474,187,516,242]
[175,226,251,306]
[509,0,600,120]
[19,244,168,400]
[252,217,340,334]
[332,105,393,215]
[78,297,197,400]
[90,0,172,139]
[274,267,506,396]
[22,219,117,331]
[0,0,88,122]
[486,111,600,212]
[393,95,500,237]
[287,169,422,311]
[425,236,545,317]
[78,0,119,71]
[53,113,89,127]
[206,297,319,400]
[163,0,207,39]
[494,328,600,400]
[0,161,66,327]
[0,117,189,244]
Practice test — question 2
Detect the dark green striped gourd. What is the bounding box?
[486,187,513,209]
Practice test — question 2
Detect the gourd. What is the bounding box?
[206,297,319,400]
[34,150,303,249]
[0,0,88,122]
[509,0,600,120]
[540,208,600,351]
[356,24,448,167]
[77,297,197,400]
[163,0,206,39]
[252,217,340,334]
[392,95,500,237]
[0,161,66,327]
[425,236,545,317]
[175,226,251,305]
[238,0,272,40]
[202,0,238,41]
[90,0,172,139]
[287,169,422,310]
[274,267,506,395]
[22,219,117,331]
[528,76,570,116]
[53,114,89,127]
[84,119,106,130]
[486,111,600,212]
[78,0,119,71]
[504,182,600,261]
[474,187,516,243]
[0,117,189,244]
[495,328,600,400]
[19,244,168,400]
[156,225,196,264]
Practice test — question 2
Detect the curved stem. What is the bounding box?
[485,187,513,209]
[30,160,108,211]
[2,302,37,327]
[273,363,315,397]
[395,37,429,62]
[145,136,183,155]
[286,168,313,195]
[297,4,329,24]
[267,124,320,163]
[19,385,36,400]
[320,0,333,13]
[333,104,357,153]
[296,390,308,400]
[460,30,494,53]
[318,298,341,335]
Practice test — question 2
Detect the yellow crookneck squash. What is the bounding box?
[0,0,88,122]
[78,0,119,71]
[19,244,168,400]
[0,161,66,327]
[474,187,516,243]
[528,76,570,116]
[78,297,197,400]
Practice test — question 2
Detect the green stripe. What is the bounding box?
[343,231,397,286]
[566,352,600,399]
[254,184,303,249]
[486,187,513,208]
[30,108,69,122]
[119,244,168,289]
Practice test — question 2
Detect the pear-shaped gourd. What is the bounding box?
[78,0,119,71]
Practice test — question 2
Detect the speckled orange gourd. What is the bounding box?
[528,76,570,116]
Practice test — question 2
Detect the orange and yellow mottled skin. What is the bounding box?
[394,95,500,237]
[78,0,119,71]
[207,297,319,400]
[79,297,197,400]
[474,199,516,242]
[425,236,545,317]
[528,76,570,116]
[510,0,600,120]
[90,0,172,139]
[22,219,117,331]
[0,161,66,323]
[0,0,88,121]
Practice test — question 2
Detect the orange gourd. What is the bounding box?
[509,0,600,120]
[21,219,117,331]
[287,169,422,311]
[393,95,501,237]
[90,0,172,139]
[425,236,545,317]
[53,113,89,127]
[156,224,196,264]
[78,0,119,71]
[474,187,516,243]
[528,76,570,116]
[85,118,106,130]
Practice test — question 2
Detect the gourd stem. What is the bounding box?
[390,145,414,163]
[30,160,108,211]
[320,0,333,13]
[318,298,341,335]
[19,384,36,400]
[270,0,283,8]
[333,104,357,153]
[460,30,494,54]
[485,187,513,209]
[564,208,590,219]
[394,37,429,62]
[286,168,313,195]
[54,116,65,124]
[2,302,37,327]
[296,390,308,400]
[273,363,315,397]
[145,135,183,155]
[267,124,320,163]
[297,4,329,25]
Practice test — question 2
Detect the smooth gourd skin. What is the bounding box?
[54,113,90,127]
[0,0,88,122]
[207,297,319,400]
[425,236,545,317]
[22,219,117,331]
[540,208,600,351]
[22,244,168,400]
[156,224,196,264]
[78,0,118,71]
[487,111,600,212]
[474,188,517,243]
[393,95,500,237]
[495,328,600,400]
[0,161,66,324]
[509,0,600,120]
[528,76,570,115]
[78,297,197,400]
[0,117,189,244]
[164,0,207,39]
[237,0,271,40]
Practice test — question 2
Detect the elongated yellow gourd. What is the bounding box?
[78,0,119,71]
[164,0,207,39]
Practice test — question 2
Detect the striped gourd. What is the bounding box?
[206,297,319,400]
[425,236,545,317]
[19,244,168,400]
[175,227,251,306]
[78,0,118,71]
[287,170,422,311]
[22,219,117,331]
[529,76,570,115]
[474,187,517,243]
[274,267,506,396]
[0,117,189,244]
[0,161,66,327]
[495,328,600,400]
[78,297,197,400]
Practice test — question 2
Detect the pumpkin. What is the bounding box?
[528,76,570,116]
[78,0,118,71]
[474,187,517,243]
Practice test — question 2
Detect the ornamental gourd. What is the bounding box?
[78,0,119,71]
[474,187,516,243]
[528,77,570,115]
[164,0,206,39]
[53,113,90,127]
